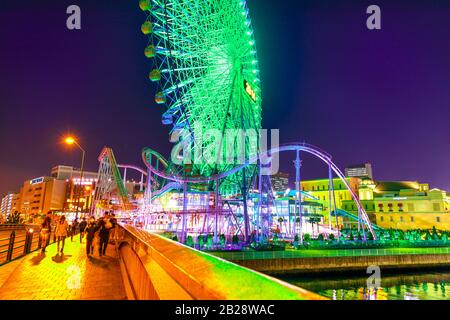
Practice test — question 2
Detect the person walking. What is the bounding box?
[109,213,118,244]
[70,218,79,242]
[55,215,69,255]
[85,218,98,256]
[40,211,52,254]
[98,213,113,256]
[79,218,87,243]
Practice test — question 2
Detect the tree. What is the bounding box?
[6,211,23,225]
[197,235,205,248]
[317,234,324,241]
[303,233,311,242]
[272,234,279,246]
[206,234,213,248]
[232,235,239,245]
[329,234,335,241]
[219,234,226,247]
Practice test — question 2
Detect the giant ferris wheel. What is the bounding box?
[140,0,262,195]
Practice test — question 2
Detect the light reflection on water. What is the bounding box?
[281,270,450,300]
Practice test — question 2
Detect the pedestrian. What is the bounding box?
[79,217,87,243]
[85,218,98,256]
[98,213,113,256]
[40,211,52,254]
[70,218,79,242]
[55,215,69,255]
[109,213,118,244]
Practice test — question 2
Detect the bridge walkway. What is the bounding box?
[0,237,126,300]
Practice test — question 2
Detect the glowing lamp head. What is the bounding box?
[64,137,76,145]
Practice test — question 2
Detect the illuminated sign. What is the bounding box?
[30,177,44,185]
[244,80,257,103]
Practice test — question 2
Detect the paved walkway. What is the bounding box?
[0,237,127,300]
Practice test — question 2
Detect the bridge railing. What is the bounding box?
[116,224,326,300]
[210,246,450,261]
[0,226,57,266]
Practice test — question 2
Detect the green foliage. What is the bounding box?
[6,212,23,225]
[329,234,335,241]
[303,233,311,242]
[186,235,194,247]
[219,234,226,247]
[232,235,239,244]
[272,234,279,245]
[206,234,213,248]
[197,235,204,248]
[172,235,178,242]
[317,234,324,241]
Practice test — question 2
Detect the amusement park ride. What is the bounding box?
[90,0,378,245]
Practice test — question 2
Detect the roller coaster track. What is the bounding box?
[142,142,377,239]
[93,147,134,212]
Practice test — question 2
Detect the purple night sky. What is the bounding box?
[0,0,449,196]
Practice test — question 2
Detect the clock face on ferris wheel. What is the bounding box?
[140,0,262,192]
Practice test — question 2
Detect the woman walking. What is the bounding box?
[55,215,69,255]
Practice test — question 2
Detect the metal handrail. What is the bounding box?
[211,246,450,261]
[0,228,59,266]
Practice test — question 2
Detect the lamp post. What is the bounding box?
[64,136,85,220]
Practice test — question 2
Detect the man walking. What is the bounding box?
[98,213,113,256]
[79,217,87,243]
[40,211,52,253]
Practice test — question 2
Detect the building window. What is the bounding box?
[400,216,404,222]
[436,217,441,223]
[407,203,414,212]
[380,216,384,222]
[390,216,394,222]
[433,203,440,212]
[410,216,414,222]
[398,203,403,212]
[388,203,393,212]
[378,204,383,212]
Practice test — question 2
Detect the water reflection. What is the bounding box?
[281,270,450,300]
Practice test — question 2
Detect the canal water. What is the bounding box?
[282,269,450,300]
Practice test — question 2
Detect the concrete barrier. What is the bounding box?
[231,254,450,275]
[116,225,326,300]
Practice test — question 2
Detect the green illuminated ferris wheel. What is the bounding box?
[140,0,262,194]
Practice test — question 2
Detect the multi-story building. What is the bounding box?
[271,172,289,193]
[342,180,450,230]
[51,165,98,181]
[63,177,97,214]
[0,193,14,222]
[17,176,67,220]
[300,177,361,228]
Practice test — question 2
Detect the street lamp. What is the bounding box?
[64,136,85,220]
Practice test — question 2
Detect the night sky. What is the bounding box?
[0,0,449,197]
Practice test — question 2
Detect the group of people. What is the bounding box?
[40,211,118,257]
